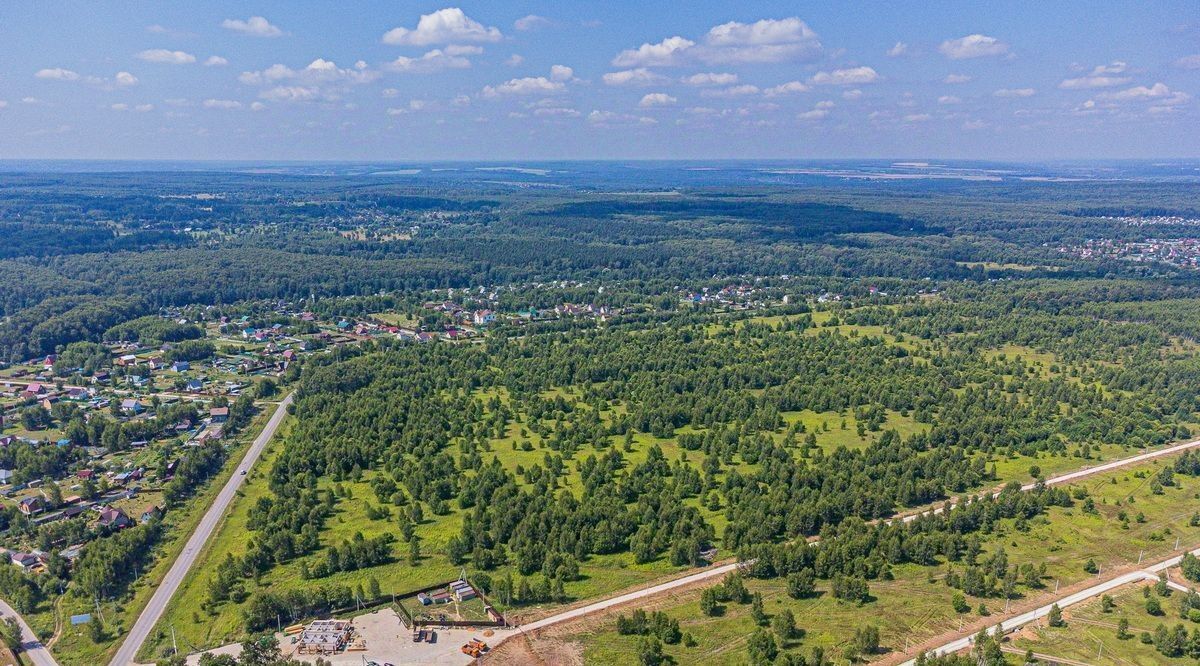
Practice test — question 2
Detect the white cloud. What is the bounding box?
[382,88,400,98]
[115,71,138,87]
[701,84,760,97]
[387,48,475,73]
[1059,62,1130,89]
[639,92,677,107]
[534,106,580,117]
[514,15,551,31]
[35,68,80,81]
[137,49,197,65]
[701,17,822,63]
[904,113,932,122]
[938,95,961,104]
[134,104,154,112]
[241,59,379,86]
[550,65,574,82]
[202,99,243,109]
[505,54,525,67]
[797,102,831,120]
[1176,55,1200,70]
[383,8,501,46]
[939,34,1009,59]
[260,86,320,102]
[943,74,972,84]
[842,89,863,100]
[222,16,283,38]
[887,42,908,57]
[250,101,266,111]
[482,76,565,97]
[993,87,1035,97]
[809,66,879,85]
[110,103,128,111]
[681,72,737,86]
[587,110,656,126]
[204,56,229,67]
[601,68,668,86]
[1099,82,1189,107]
[763,81,809,97]
[612,36,695,67]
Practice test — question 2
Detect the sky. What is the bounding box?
[1,1,1198,161]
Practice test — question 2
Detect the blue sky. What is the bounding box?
[1,1,1198,160]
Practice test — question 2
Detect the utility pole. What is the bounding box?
[172,625,178,656]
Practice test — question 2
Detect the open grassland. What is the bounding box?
[1011,577,1195,666]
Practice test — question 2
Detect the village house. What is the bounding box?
[141,505,163,523]
[18,496,44,515]
[97,507,133,529]
[210,406,229,422]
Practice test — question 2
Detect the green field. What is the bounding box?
[574,455,1200,665]
[1012,575,1196,665]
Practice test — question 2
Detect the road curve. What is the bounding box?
[0,598,59,666]
[903,547,1200,664]
[109,393,294,666]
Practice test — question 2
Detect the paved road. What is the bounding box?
[902,549,1200,664]
[498,436,1200,651]
[108,393,294,666]
[0,598,59,666]
[517,561,744,634]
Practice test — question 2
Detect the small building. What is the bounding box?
[171,361,190,372]
[120,399,145,415]
[185,379,203,392]
[141,505,163,523]
[0,469,13,485]
[210,407,229,422]
[97,507,133,529]
[17,497,44,515]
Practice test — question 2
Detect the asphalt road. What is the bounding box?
[0,598,59,666]
[496,435,1200,652]
[108,393,294,666]
[903,548,1200,664]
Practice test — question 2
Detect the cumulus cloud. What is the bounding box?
[222,16,283,38]
[639,92,677,107]
[939,34,1009,59]
[808,66,879,85]
[701,84,761,97]
[612,36,695,67]
[241,59,379,85]
[202,99,243,109]
[1176,54,1200,70]
[842,89,863,100]
[681,72,737,86]
[514,14,551,31]
[943,74,972,84]
[798,100,833,120]
[204,56,229,67]
[36,68,80,81]
[1059,61,1130,89]
[601,68,668,86]
[550,65,574,82]
[114,71,138,87]
[1099,82,1189,108]
[938,95,961,105]
[383,8,501,46]
[587,110,657,127]
[386,48,476,73]
[482,76,565,97]
[137,49,197,64]
[701,17,822,63]
[887,42,908,57]
[260,86,320,102]
[505,54,525,67]
[763,81,809,97]
[993,87,1035,97]
[904,113,932,122]
[534,106,580,118]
